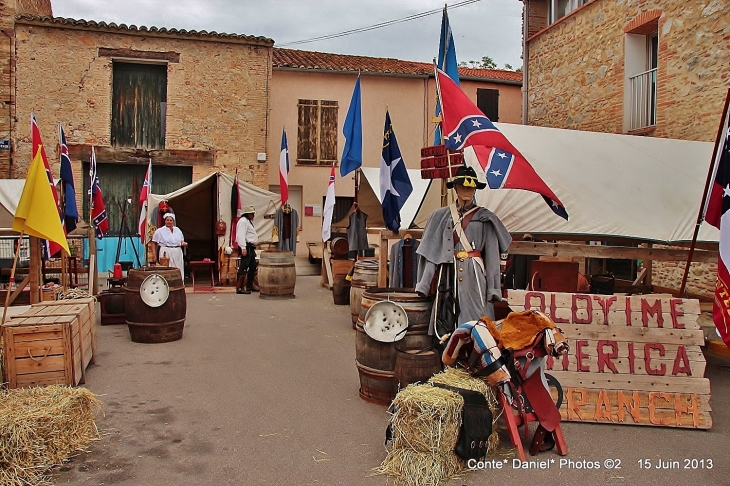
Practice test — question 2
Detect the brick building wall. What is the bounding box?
[11,18,272,196]
[525,0,729,142]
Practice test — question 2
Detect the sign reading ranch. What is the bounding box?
[507,290,712,429]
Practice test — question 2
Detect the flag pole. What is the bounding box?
[679,87,730,295]
[2,227,25,325]
[433,60,450,208]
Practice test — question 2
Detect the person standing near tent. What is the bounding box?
[415,166,512,345]
[235,205,258,294]
[151,213,187,278]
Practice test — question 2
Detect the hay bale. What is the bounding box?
[0,385,101,486]
[376,367,503,486]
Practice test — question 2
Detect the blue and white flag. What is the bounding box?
[434,6,460,145]
[380,111,412,233]
[340,75,363,177]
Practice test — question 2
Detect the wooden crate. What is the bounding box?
[32,297,97,366]
[2,314,83,388]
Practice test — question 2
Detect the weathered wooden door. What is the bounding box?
[112,62,167,149]
[82,163,192,237]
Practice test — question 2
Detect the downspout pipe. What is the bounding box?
[521,0,529,125]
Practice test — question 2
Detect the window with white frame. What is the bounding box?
[624,23,659,132]
[548,0,586,23]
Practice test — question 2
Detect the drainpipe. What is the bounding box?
[0,29,11,177]
[521,0,529,125]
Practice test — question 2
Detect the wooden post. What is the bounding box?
[29,236,40,304]
[88,226,98,295]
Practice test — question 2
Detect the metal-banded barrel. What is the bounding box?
[125,267,186,343]
[258,251,296,299]
[349,259,378,328]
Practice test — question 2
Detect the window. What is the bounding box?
[297,99,338,165]
[112,62,167,149]
[477,89,499,122]
[624,12,660,132]
[548,0,586,23]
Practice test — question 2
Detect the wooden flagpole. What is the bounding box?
[679,88,730,295]
[2,228,25,325]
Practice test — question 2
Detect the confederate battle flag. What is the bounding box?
[703,89,730,348]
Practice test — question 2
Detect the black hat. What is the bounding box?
[446,165,486,190]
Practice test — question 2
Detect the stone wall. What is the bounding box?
[652,256,716,299]
[12,21,272,191]
[526,0,729,141]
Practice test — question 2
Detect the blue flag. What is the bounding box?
[58,125,78,233]
[434,6,460,145]
[340,75,363,177]
[380,111,412,233]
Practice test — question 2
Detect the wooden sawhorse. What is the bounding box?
[498,392,568,461]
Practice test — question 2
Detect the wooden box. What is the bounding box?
[22,301,95,369]
[2,314,84,388]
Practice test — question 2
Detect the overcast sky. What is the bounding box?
[50,0,524,69]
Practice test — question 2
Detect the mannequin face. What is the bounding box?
[454,185,476,206]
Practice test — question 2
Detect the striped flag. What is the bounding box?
[321,164,336,242]
[59,124,78,233]
[138,160,151,243]
[279,129,290,205]
[434,5,460,145]
[89,147,108,239]
[31,115,63,257]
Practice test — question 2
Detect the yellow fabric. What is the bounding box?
[13,147,69,255]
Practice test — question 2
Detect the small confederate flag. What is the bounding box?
[703,90,730,348]
[89,147,108,239]
[138,160,151,243]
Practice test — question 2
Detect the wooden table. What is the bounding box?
[189,260,216,292]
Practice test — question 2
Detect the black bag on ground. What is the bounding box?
[433,384,492,461]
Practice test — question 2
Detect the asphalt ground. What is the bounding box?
[52,276,730,486]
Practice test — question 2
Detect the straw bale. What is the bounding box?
[374,448,464,486]
[0,385,101,486]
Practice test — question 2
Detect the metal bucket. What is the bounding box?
[124,267,186,343]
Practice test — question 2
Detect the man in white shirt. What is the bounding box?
[235,206,258,294]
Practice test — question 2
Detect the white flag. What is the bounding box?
[321,164,336,241]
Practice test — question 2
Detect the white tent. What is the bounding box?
[417,123,719,244]
[147,172,282,247]
[0,179,25,231]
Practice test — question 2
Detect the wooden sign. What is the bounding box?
[507,290,712,429]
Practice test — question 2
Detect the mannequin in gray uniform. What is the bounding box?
[415,165,512,342]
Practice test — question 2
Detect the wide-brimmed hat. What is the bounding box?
[446,165,486,190]
[239,205,256,216]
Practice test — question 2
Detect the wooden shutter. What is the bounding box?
[477,88,500,122]
[112,63,168,149]
[319,101,338,164]
[297,100,318,164]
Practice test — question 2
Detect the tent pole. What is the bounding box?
[2,228,25,325]
[679,87,730,295]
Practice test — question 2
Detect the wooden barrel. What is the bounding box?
[331,237,349,259]
[355,289,434,405]
[393,347,442,391]
[332,276,350,305]
[356,360,395,405]
[258,251,296,299]
[349,259,378,328]
[124,267,186,343]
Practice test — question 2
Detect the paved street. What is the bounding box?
[53,276,730,485]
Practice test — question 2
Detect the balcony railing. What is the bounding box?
[628,68,657,132]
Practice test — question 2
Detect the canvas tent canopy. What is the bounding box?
[405,123,719,245]
[0,179,25,232]
[147,172,282,249]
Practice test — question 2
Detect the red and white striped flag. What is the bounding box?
[279,129,290,205]
[703,89,730,348]
[321,163,335,242]
[31,114,64,257]
[138,160,151,244]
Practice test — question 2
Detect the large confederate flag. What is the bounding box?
[704,92,730,348]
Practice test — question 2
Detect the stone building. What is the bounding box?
[518,0,728,297]
[520,0,728,141]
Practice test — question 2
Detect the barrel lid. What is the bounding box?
[364,300,408,342]
[139,273,170,308]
